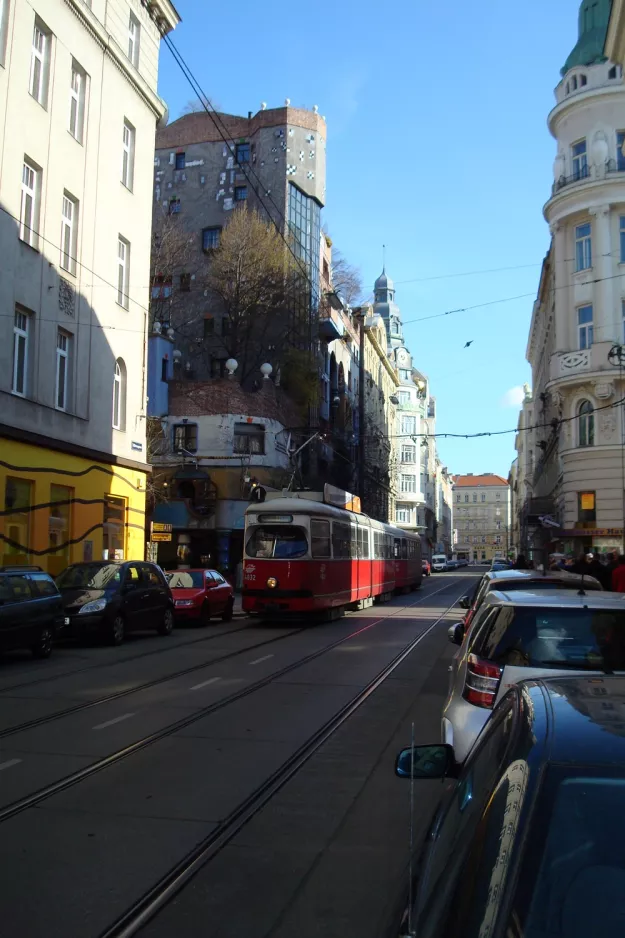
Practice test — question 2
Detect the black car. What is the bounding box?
[56,561,174,645]
[394,674,625,938]
[0,566,65,659]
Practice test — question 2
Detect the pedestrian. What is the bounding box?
[612,556,625,593]
[573,553,593,577]
[605,551,620,590]
[587,552,611,590]
[514,554,529,570]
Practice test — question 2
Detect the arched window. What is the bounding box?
[578,400,594,447]
[112,358,126,430]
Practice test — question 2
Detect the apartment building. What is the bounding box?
[0,0,179,571]
[453,474,510,563]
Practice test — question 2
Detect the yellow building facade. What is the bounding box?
[1,437,147,576]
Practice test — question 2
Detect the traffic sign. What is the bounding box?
[151,533,172,543]
[151,522,173,533]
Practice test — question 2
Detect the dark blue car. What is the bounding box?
[394,675,625,937]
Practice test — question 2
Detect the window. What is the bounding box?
[127,13,140,67]
[332,521,351,559]
[2,478,33,566]
[580,73,587,86]
[174,151,185,170]
[234,185,248,201]
[68,60,86,142]
[235,143,250,164]
[169,197,181,214]
[465,494,469,503]
[12,308,29,396]
[396,503,411,524]
[398,390,411,405]
[121,120,135,190]
[288,183,321,313]
[20,160,39,248]
[29,18,50,106]
[578,400,594,447]
[578,304,593,349]
[571,140,588,179]
[55,330,71,410]
[578,491,596,522]
[571,75,578,91]
[103,495,125,559]
[203,317,214,337]
[48,484,72,575]
[617,131,625,172]
[473,493,477,502]
[0,0,8,66]
[161,357,168,382]
[401,415,416,435]
[401,474,417,494]
[234,423,265,455]
[575,223,592,271]
[609,65,623,79]
[621,216,625,263]
[60,193,78,274]
[173,423,198,453]
[180,272,191,292]
[112,359,126,430]
[246,525,308,559]
[311,520,331,558]
[402,444,416,464]
[202,226,221,251]
[481,493,486,502]
[399,368,412,381]
[151,276,172,300]
[117,237,130,308]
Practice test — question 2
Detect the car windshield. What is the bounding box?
[476,606,625,671]
[56,564,121,590]
[507,767,625,937]
[492,578,601,593]
[246,525,308,559]
[166,571,205,589]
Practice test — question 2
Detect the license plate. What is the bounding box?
[64,617,70,626]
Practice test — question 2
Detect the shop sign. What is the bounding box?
[151,523,173,533]
[561,528,623,537]
[151,532,172,543]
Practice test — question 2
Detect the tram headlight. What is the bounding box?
[266,577,279,589]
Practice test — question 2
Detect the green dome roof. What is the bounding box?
[561,0,611,76]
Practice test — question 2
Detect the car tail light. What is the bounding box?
[463,654,502,709]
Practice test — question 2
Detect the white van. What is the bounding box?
[431,554,448,572]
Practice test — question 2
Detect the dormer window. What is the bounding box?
[566,81,570,94]
[609,65,623,80]
[571,75,578,91]
[580,74,587,86]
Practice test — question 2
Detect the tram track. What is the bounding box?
[98,580,471,938]
[0,576,469,828]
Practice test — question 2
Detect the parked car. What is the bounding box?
[431,554,448,573]
[458,567,603,634]
[456,558,469,568]
[394,674,625,938]
[443,588,625,761]
[166,569,235,623]
[0,566,66,658]
[446,559,460,570]
[490,559,514,572]
[56,561,174,646]
[421,559,431,578]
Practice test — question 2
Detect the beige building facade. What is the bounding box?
[0,0,178,570]
[453,474,511,563]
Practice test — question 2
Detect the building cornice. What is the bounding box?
[543,173,625,221]
[64,0,171,119]
[547,81,625,137]
[0,423,151,474]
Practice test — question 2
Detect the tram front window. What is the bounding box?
[246,526,308,559]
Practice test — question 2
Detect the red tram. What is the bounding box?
[242,490,422,618]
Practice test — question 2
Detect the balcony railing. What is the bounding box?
[551,166,590,195]
[550,341,615,381]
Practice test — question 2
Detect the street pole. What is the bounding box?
[608,344,625,553]
[357,309,366,503]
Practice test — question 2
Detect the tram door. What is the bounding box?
[358,526,372,597]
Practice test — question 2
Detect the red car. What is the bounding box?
[166,569,235,624]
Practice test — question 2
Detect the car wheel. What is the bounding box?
[109,614,125,646]
[221,598,234,622]
[158,607,174,636]
[32,625,53,659]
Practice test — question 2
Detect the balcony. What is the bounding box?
[551,166,590,196]
[318,307,345,342]
[550,341,618,382]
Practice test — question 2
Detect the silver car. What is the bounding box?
[442,588,625,761]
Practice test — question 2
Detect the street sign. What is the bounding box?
[151,522,173,533]
[151,532,172,543]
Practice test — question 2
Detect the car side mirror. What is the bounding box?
[395,744,456,779]
[448,623,464,646]
[458,596,470,609]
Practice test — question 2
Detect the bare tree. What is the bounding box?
[201,204,305,385]
[178,97,221,116]
[150,210,204,335]
[331,248,367,306]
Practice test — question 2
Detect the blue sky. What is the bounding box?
[158,0,582,478]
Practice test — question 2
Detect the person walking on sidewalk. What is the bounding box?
[612,556,625,593]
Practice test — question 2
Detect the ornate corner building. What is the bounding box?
[517,0,625,559]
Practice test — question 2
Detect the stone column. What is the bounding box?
[589,204,613,340]
[550,221,567,351]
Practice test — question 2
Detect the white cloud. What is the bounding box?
[501,386,526,408]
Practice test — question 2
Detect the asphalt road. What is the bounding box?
[0,570,480,938]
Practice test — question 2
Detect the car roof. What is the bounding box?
[485,588,625,609]
[486,569,602,587]
[524,676,625,766]
[167,568,219,573]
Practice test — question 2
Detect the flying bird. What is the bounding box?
[464,340,474,348]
